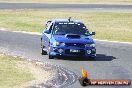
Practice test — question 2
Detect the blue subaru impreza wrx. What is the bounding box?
[41,18,96,59]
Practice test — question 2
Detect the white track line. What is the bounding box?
[13,31,41,35]
[95,39,132,44]
[15,31,132,44]
[0,29,132,44]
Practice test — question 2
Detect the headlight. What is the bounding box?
[53,42,65,46]
[85,44,95,47]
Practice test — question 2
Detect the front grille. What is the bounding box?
[65,49,85,55]
[66,43,85,47]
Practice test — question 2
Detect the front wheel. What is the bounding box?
[48,46,54,59]
[41,48,47,55]
[48,54,54,59]
[41,45,47,55]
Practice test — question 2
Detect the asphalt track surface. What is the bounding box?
[0,3,132,88]
[0,3,132,12]
[0,30,132,88]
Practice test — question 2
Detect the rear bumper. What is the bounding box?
[49,46,96,58]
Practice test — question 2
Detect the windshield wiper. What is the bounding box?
[55,33,65,35]
[60,34,65,35]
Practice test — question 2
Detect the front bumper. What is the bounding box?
[49,46,96,58]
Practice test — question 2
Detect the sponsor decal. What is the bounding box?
[78,67,131,86]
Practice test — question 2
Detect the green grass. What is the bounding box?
[0,54,34,88]
[0,0,132,4]
[0,10,132,42]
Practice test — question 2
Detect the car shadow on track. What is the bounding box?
[56,54,116,61]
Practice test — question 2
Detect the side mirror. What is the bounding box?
[44,20,52,27]
[90,32,95,35]
[44,30,50,34]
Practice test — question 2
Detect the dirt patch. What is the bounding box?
[15,60,56,88]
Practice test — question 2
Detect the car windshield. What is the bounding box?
[53,23,90,36]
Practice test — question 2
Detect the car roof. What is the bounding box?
[51,19,83,24]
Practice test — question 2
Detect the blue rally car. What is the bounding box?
[41,18,96,59]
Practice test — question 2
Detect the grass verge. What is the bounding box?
[0,0,132,4]
[0,53,55,88]
[0,10,132,42]
[0,54,34,88]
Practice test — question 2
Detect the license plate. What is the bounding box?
[70,49,80,53]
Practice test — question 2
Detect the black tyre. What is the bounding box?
[48,54,54,59]
[48,46,54,59]
[41,46,47,55]
[41,39,47,55]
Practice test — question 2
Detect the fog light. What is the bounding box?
[58,48,63,53]
[87,50,91,54]
[91,49,96,52]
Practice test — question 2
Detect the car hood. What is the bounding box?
[52,34,94,44]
